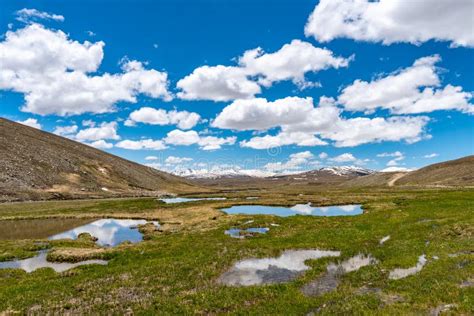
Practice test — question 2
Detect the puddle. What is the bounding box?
[218,249,340,286]
[389,255,427,280]
[0,250,107,273]
[221,203,362,217]
[302,254,377,296]
[160,197,226,204]
[225,227,269,239]
[0,218,95,240]
[49,219,159,247]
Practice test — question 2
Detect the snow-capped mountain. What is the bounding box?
[172,167,276,179]
[170,165,375,179]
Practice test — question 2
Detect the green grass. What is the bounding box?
[0,189,472,314]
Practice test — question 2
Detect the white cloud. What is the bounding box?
[0,24,171,116]
[177,66,261,101]
[82,120,96,127]
[381,166,413,172]
[75,122,120,142]
[177,40,351,101]
[338,55,473,114]
[115,139,167,151]
[53,125,78,136]
[264,151,315,172]
[163,129,236,150]
[319,152,328,159]
[240,131,327,149]
[212,97,315,131]
[377,151,405,166]
[215,96,429,149]
[305,0,474,47]
[328,153,356,163]
[239,39,352,88]
[16,118,41,129]
[88,140,113,149]
[424,153,439,158]
[145,156,158,161]
[165,156,193,164]
[16,8,64,23]
[126,107,200,129]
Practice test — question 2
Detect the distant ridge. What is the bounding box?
[396,155,474,187]
[0,118,202,202]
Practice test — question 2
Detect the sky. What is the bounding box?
[1,0,473,175]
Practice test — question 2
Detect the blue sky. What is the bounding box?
[1,0,473,175]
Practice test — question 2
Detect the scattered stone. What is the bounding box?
[430,304,456,316]
[379,235,390,245]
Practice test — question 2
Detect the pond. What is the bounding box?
[0,218,95,240]
[49,219,160,247]
[218,249,341,286]
[0,250,107,273]
[221,203,363,217]
[225,227,269,238]
[160,197,226,204]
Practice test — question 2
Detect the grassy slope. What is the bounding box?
[0,189,472,314]
[0,118,203,201]
[396,155,474,187]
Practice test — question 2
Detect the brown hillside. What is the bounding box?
[0,118,203,201]
[395,155,474,187]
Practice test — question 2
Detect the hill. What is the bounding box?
[395,155,474,187]
[0,118,202,202]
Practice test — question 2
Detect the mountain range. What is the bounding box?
[0,117,472,201]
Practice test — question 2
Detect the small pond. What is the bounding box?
[221,203,363,217]
[0,250,107,273]
[49,219,159,247]
[160,197,226,204]
[225,227,269,238]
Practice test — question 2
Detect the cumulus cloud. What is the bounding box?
[305,0,474,47]
[215,96,429,149]
[16,8,64,23]
[88,140,113,149]
[377,151,405,166]
[125,107,200,129]
[0,24,171,116]
[145,156,158,161]
[115,139,167,150]
[328,153,356,163]
[53,125,78,136]
[164,129,236,150]
[264,151,315,172]
[16,118,41,129]
[165,156,193,164]
[212,97,315,131]
[424,153,439,158]
[338,55,473,114]
[177,66,261,101]
[177,40,351,101]
[75,122,120,142]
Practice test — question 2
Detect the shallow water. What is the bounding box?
[225,227,269,238]
[218,249,340,286]
[49,219,159,247]
[0,250,107,273]
[160,197,226,204]
[0,218,95,240]
[222,203,362,217]
[389,255,427,280]
[302,254,378,296]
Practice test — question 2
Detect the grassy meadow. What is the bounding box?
[0,188,472,314]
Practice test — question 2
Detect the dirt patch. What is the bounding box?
[47,247,112,263]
